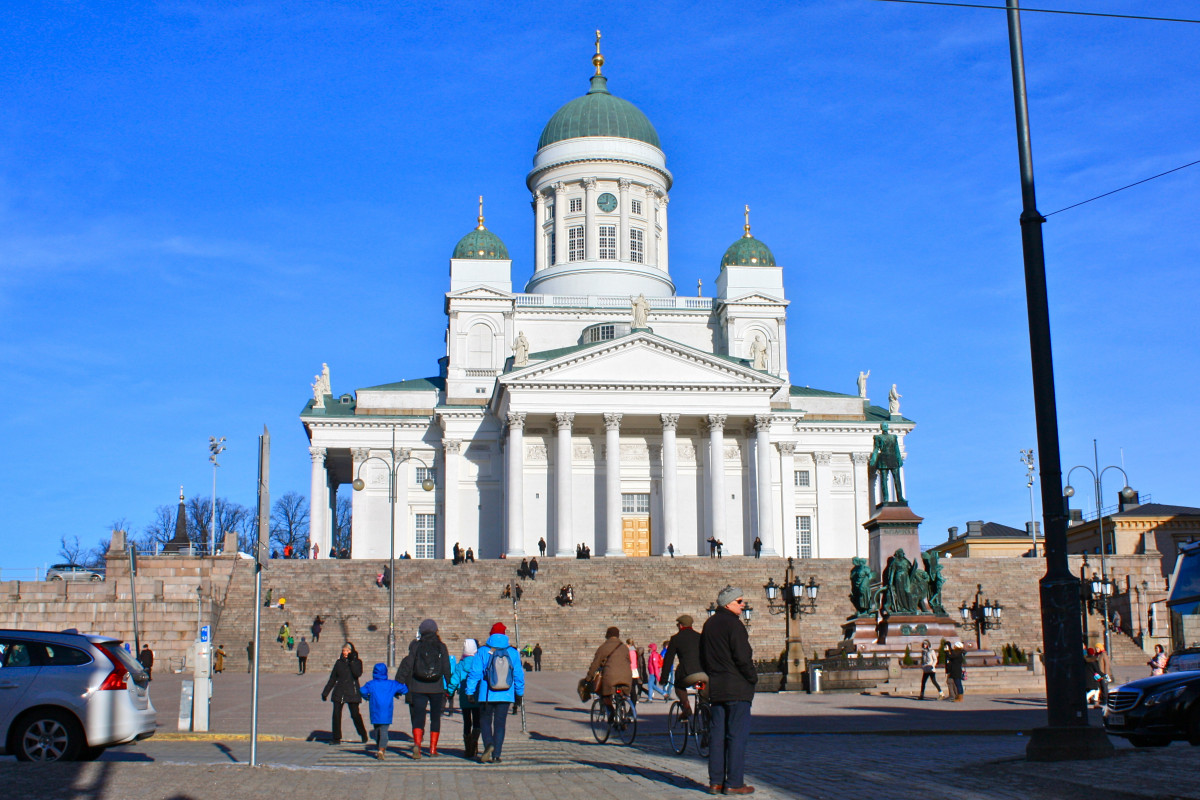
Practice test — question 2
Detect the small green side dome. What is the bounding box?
[453,227,509,260]
[721,235,776,267]
[538,75,661,150]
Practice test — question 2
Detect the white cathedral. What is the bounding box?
[301,41,913,562]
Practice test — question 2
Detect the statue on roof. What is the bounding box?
[631,293,650,329]
[311,363,331,409]
[857,369,870,399]
[750,334,768,370]
[513,331,530,367]
[888,383,902,416]
[870,421,905,504]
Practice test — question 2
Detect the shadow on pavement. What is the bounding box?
[573,759,705,793]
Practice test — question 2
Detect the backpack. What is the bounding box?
[485,648,514,692]
[413,637,443,682]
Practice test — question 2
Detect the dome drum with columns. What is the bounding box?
[301,37,914,563]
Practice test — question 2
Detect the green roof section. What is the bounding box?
[301,395,357,417]
[721,235,776,267]
[538,75,661,150]
[790,386,858,398]
[453,227,509,260]
[359,377,446,392]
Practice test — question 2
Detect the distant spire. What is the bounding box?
[743,204,753,238]
[179,485,184,501]
[477,195,486,230]
[593,29,605,76]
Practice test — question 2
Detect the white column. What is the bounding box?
[604,412,624,556]
[754,414,777,556]
[555,412,574,557]
[309,446,327,557]
[350,448,369,558]
[646,189,659,268]
[327,479,336,558]
[661,414,679,557]
[852,451,871,558]
[618,178,631,261]
[506,412,526,557]
[583,177,597,260]
[443,439,461,560]
[552,182,566,265]
[534,191,546,273]
[814,451,833,558]
[708,415,727,550]
[395,448,411,558]
[778,442,797,558]
[659,194,670,275]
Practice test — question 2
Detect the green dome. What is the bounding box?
[538,75,661,150]
[721,235,776,267]
[453,227,509,260]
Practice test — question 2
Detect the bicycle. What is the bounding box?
[666,683,711,757]
[590,687,638,745]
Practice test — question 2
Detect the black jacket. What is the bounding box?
[396,636,452,695]
[322,654,364,703]
[660,627,703,683]
[700,607,757,703]
[946,649,965,679]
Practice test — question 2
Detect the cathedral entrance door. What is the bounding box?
[622,516,650,557]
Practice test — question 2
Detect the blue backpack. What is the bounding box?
[485,648,514,692]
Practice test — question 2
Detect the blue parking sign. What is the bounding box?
[200,625,210,643]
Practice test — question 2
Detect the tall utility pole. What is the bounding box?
[1005,0,1111,760]
[208,436,226,555]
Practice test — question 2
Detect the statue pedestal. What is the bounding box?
[864,502,924,575]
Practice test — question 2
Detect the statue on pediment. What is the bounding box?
[513,331,530,367]
[750,334,768,370]
[631,293,650,329]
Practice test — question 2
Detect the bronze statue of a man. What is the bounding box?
[870,422,905,503]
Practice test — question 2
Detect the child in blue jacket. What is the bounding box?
[360,662,408,759]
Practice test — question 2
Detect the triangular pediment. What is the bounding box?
[719,291,787,306]
[503,333,781,388]
[446,285,514,300]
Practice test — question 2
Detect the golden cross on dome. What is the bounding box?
[743,204,752,238]
[477,195,485,230]
[593,30,605,75]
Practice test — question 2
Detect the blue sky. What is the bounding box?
[3,1,1197,569]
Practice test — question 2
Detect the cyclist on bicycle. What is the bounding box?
[660,614,707,718]
[585,626,632,715]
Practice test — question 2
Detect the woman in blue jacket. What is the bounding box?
[465,622,525,764]
[448,638,482,758]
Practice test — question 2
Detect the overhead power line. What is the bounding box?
[1045,159,1200,216]
[869,0,1200,24]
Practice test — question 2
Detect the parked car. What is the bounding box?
[0,629,155,761]
[1104,669,1200,747]
[46,564,104,582]
[1167,647,1200,673]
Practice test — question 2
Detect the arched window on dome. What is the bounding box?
[467,323,494,370]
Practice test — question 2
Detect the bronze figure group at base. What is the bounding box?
[850,549,946,618]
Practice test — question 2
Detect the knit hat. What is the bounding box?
[419,619,438,635]
[676,614,693,627]
[952,641,964,649]
[717,585,743,607]
[462,638,478,657]
[490,622,507,635]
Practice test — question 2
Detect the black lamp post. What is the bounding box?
[762,557,819,691]
[958,583,1003,651]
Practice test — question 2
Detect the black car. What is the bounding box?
[1104,669,1200,747]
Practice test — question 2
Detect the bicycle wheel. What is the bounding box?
[615,694,638,746]
[666,701,688,754]
[590,698,611,744]
[694,702,712,757]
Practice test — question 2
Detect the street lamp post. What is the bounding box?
[1021,449,1037,556]
[959,583,1004,651]
[1064,440,1136,659]
[208,437,226,556]
[352,439,434,667]
[762,558,820,691]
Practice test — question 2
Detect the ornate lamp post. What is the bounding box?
[959,584,1003,651]
[208,436,226,556]
[762,557,820,690]
[1020,448,1038,556]
[352,440,434,667]
[1064,440,1136,658]
[706,602,718,618]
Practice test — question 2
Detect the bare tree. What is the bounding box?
[57,536,89,566]
[332,495,352,555]
[138,505,177,552]
[270,491,310,554]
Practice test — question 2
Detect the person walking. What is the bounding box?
[668,543,675,558]
[278,621,289,648]
[360,662,408,760]
[311,615,323,643]
[322,642,369,745]
[532,643,542,672]
[397,619,452,759]
[213,644,226,674]
[467,623,525,764]
[246,640,254,673]
[529,557,539,581]
[661,615,706,718]
[1150,643,1168,676]
[752,537,762,559]
[946,641,966,702]
[538,537,547,557]
[700,585,757,796]
[918,640,943,700]
[138,644,155,680]
[707,536,717,558]
[449,638,483,758]
[1096,643,1112,706]
[296,636,310,675]
[585,627,632,718]
[646,642,669,701]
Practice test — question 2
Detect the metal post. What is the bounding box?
[388,459,397,668]
[250,564,262,766]
[512,593,526,733]
[128,545,141,655]
[1092,441,1113,658]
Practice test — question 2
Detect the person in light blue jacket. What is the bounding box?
[448,638,482,758]
[359,662,408,760]
[465,622,525,763]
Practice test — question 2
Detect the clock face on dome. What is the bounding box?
[597,192,618,213]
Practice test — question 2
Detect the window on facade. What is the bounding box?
[630,228,644,264]
[548,230,556,265]
[794,470,811,487]
[631,199,642,216]
[598,225,616,260]
[415,467,436,486]
[568,226,585,261]
[569,197,582,213]
[414,513,436,559]
[797,516,812,558]
[622,493,650,514]
[546,203,554,220]
[585,324,615,343]
[467,324,493,369]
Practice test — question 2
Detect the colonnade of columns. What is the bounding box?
[535,179,665,269]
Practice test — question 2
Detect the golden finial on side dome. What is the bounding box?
[477,195,485,230]
[743,204,752,238]
[593,30,604,75]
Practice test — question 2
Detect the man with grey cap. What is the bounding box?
[660,614,706,718]
[700,585,757,795]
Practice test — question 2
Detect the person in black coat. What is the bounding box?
[395,619,453,758]
[700,586,757,795]
[660,615,707,717]
[946,641,966,701]
[322,642,368,744]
